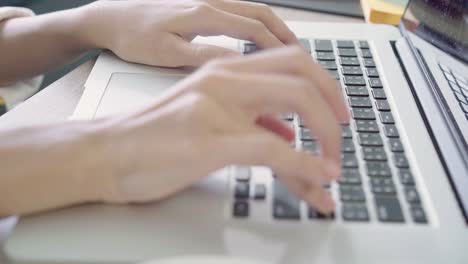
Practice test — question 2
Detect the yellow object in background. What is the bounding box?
[361,0,407,25]
[0,96,6,116]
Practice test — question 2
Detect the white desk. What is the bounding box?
[0,5,362,263]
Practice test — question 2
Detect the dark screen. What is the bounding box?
[402,0,468,63]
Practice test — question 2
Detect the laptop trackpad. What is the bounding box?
[95,72,185,118]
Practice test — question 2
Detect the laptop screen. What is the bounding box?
[401,0,468,64]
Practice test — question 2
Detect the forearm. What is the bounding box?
[0,5,97,85]
[0,120,114,217]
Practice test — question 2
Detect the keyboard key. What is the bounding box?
[299,39,311,53]
[389,138,404,152]
[349,97,373,108]
[273,180,300,219]
[338,48,357,57]
[340,185,366,202]
[340,57,360,66]
[336,40,355,48]
[360,49,373,58]
[243,43,257,54]
[363,58,376,67]
[384,125,400,138]
[318,60,338,70]
[393,153,410,168]
[399,169,415,185]
[300,127,316,141]
[342,203,369,221]
[338,169,362,185]
[358,133,384,146]
[328,70,340,80]
[352,108,376,120]
[344,76,366,86]
[375,100,391,111]
[342,66,363,76]
[375,196,404,222]
[453,71,468,85]
[448,80,462,93]
[235,166,251,181]
[438,63,450,73]
[404,187,420,203]
[359,40,369,49]
[342,153,359,168]
[355,120,379,133]
[444,72,457,83]
[316,52,335,61]
[303,141,319,154]
[253,184,266,200]
[366,162,392,177]
[366,68,379,77]
[346,86,368,97]
[457,78,468,91]
[314,39,333,51]
[341,125,353,138]
[369,78,383,88]
[370,178,396,195]
[233,201,249,217]
[379,112,395,124]
[372,89,387,99]
[410,205,428,223]
[235,182,250,199]
[362,147,387,161]
[342,138,356,153]
[460,102,468,113]
[454,91,468,105]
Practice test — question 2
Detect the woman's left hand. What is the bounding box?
[80,0,300,67]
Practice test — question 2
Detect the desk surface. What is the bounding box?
[0,6,362,263]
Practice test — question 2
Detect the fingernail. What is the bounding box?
[324,160,341,180]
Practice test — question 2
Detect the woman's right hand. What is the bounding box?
[100,46,350,213]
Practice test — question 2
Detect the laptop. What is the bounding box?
[5,0,468,263]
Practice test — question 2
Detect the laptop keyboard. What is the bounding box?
[232,39,428,224]
[438,63,468,119]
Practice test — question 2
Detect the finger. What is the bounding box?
[280,170,336,214]
[174,38,241,67]
[178,4,284,49]
[202,70,342,165]
[213,46,350,123]
[202,0,299,45]
[256,115,295,142]
[221,130,337,213]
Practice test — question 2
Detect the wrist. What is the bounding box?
[75,118,121,204]
[72,1,117,51]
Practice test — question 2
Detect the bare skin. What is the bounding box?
[0,0,349,218]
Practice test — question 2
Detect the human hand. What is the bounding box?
[99,46,349,213]
[80,0,299,67]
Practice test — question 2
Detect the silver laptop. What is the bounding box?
[5,0,468,263]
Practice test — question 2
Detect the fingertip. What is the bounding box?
[307,190,335,214]
[340,108,351,124]
[320,192,336,213]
